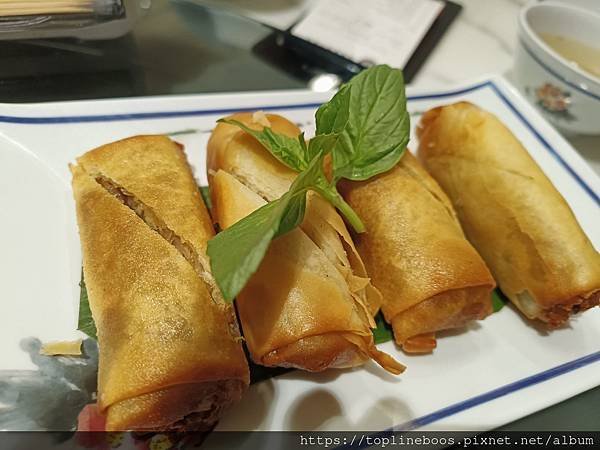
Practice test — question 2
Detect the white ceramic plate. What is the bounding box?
[0,75,599,434]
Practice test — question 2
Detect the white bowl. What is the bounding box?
[514,1,600,135]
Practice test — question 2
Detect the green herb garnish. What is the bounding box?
[217,119,311,172]
[207,65,409,302]
[372,312,394,344]
[492,289,508,312]
[78,273,97,340]
[328,65,410,182]
[199,185,212,210]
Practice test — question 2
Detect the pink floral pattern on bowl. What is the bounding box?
[534,83,576,121]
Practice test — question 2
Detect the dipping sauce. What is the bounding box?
[539,33,600,79]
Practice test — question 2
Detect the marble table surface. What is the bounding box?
[411,0,600,175]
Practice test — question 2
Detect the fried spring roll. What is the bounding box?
[207,112,404,374]
[417,102,600,326]
[71,136,249,431]
[339,152,496,353]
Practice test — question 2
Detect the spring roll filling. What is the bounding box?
[518,289,600,327]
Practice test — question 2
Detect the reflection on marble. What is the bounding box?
[411,0,527,88]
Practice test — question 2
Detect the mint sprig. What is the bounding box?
[207,65,410,302]
[208,156,319,301]
[217,119,309,172]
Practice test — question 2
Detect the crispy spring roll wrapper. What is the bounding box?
[417,102,600,326]
[211,169,403,373]
[339,152,496,353]
[207,113,403,373]
[208,112,382,315]
[71,136,249,431]
[209,113,381,312]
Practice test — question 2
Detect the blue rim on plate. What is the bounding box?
[0,80,597,205]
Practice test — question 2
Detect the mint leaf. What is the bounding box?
[315,84,351,136]
[218,119,308,172]
[277,192,307,237]
[199,185,211,210]
[492,289,508,313]
[331,65,410,181]
[207,155,325,301]
[78,273,97,340]
[306,133,339,161]
[372,312,393,344]
[208,198,292,302]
